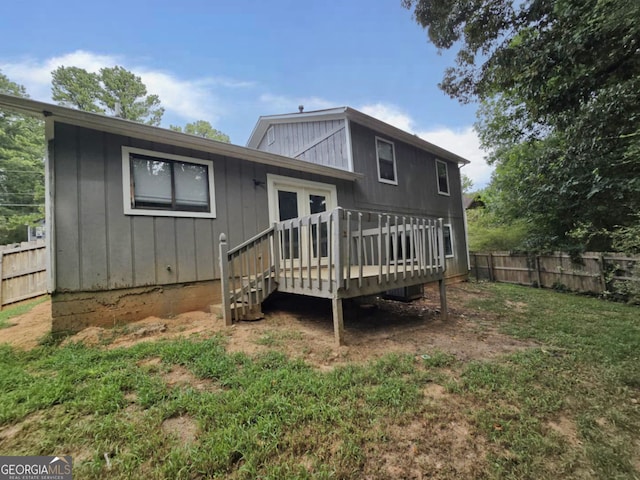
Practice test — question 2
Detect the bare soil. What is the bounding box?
[0,284,535,369]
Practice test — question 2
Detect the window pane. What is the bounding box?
[379,159,395,181]
[132,157,172,207]
[444,226,453,257]
[377,139,393,161]
[278,190,299,259]
[437,161,449,194]
[278,190,299,220]
[175,162,209,210]
[309,194,327,214]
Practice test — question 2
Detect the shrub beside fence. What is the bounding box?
[470,251,639,297]
[0,240,47,309]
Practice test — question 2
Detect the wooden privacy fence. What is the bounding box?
[470,251,639,294]
[0,240,47,309]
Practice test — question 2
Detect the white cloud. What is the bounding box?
[360,103,413,132]
[1,51,119,99]
[0,50,254,125]
[358,102,492,189]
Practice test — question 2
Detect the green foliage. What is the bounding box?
[0,70,45,244]
[461,173,473,194]
[466,200,529,251]
[51,65,164,125]
[169,120,230,142]
[404,0,640,251]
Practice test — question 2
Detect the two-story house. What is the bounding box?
[0,94,469,344]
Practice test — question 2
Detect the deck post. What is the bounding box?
[332,208,343,291]
[218,233,232,326]
[272,223,281,280]
[332,296,345,346]
[438,278,448,320]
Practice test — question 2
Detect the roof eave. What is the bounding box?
[344,108,471,165]
[0,94,362,182]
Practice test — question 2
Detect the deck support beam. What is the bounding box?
[438,278,448,320]
[219,233,232,326]
[332,297,345,346]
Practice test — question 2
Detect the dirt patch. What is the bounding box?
[1,284,536,370]
[138,357,221,392]
[548,415,581,446]
[161,416,198,444]
[366,393,491,479]
[0,299,51,350]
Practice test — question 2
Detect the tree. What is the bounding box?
[0,71,45,244]
[51,65,164,125]
[51,66,103,113]
[403,0,640,250]
[170,120,230,142]
[461,174,473,194]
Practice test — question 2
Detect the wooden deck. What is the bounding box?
[219,207,449,345]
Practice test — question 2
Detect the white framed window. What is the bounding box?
[375,137,398,185]
[436,159,450,196]
[267,126,275,146]
[443,224,454,258]
[121,146,216,218]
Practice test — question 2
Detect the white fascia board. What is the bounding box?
[0,94,361,182]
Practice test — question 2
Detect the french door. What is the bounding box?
[267,174,337,266]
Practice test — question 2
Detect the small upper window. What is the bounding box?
[436,159,450,195]
[443,224,454,257]
[267,126,275,146]
[122,147,216,218]
[376,137,397,185]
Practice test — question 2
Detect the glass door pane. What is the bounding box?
[309,194,328,258]
[278,190,299,259]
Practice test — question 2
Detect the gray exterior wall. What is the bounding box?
[348,122,469,277]
[256,119,349,170]
[52,122,355,293]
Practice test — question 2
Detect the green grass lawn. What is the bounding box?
[0,283,638,479]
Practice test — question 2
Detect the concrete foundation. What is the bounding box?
[51,280,221,333]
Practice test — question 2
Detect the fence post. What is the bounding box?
[535,255,542,288]
[473,253,477,281]
[598,253,607,293]
[487,253,494,282]
[0,251,4,311]
[218,233,232,326]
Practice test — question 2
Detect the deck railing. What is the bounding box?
[220,207,447,322]
[219,227,278,324]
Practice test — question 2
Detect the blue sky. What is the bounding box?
[1,0,492,187]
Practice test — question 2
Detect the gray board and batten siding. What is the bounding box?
[52,121,357,293]
[256,119,350,171]
[254,118,469,278]
[347,122,468,278]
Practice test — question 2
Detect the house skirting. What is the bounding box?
[51,280,221,333]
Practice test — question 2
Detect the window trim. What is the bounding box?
[443,223,454,258]
[435,159,450,196]
[375,136,398,185]
[121,146,216,218]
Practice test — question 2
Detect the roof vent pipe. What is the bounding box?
[298,105,304,113]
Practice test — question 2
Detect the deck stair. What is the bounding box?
[219,207,449,345]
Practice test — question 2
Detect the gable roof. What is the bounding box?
[247,106,471,166]
[0,94,362,182]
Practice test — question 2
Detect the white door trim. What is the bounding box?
[266,174,338,224]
